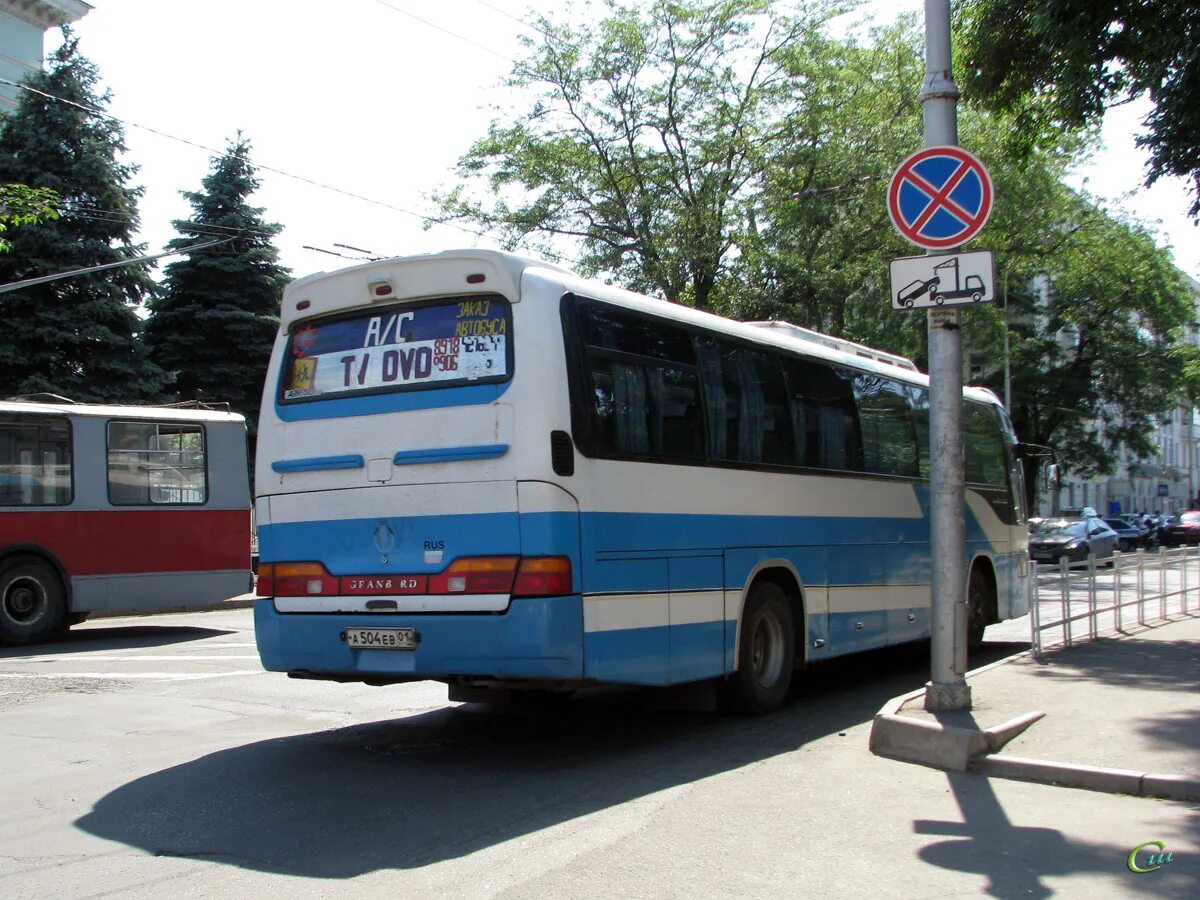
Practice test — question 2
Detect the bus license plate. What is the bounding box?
[341,627,419,650]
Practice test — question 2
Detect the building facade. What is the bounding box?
[0,0,90,114]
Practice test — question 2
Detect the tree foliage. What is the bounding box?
[0,183,58,253]
[999,199,1197,499]
[437,0,843,311]
[143,136,288,437]
[958,0,1200,217]
[0,34,165,402]
[440,1,1199,484]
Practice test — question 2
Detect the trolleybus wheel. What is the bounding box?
[725,581,795,714]
[0,557,67,646]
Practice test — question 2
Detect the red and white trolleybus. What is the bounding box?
[0,396,253,645]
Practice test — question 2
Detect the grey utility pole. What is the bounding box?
[921,0,971,711]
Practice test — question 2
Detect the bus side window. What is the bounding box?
[909,386,931,479]
[695,338,794,466]
[854,374,919,478]
[964,402,1008,486]
[781,358,862,472]
[577,299,704,463]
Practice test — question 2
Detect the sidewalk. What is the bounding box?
[875,611,1200,797]
[91,591,257,619]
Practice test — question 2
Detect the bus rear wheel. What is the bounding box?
[0,557,67,646]
[724,582,795,714]
[967,567,993,650]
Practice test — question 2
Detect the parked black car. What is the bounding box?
[1028,517,1119,565]
[1103,518,1143,552]
[1162,510,1200,546]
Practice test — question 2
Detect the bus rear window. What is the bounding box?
[280,295,511,402]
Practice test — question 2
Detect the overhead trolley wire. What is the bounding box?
[0,32,587,270]
[373,0,513,62]
[0,77,493,242]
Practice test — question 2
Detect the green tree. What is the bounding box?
[994,200,1199,504]
[0,33,165,402]
[436,0,840,311]
[0,184,58,252]
[958,0,1200,217]
[143,136,289,439]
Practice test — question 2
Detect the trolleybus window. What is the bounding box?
[107,421,207,505]
[0,414,72,506]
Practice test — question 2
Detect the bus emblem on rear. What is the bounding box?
[374,523,396,564]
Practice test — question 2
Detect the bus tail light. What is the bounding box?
[428,556,519,594]
[256,563,274,596]
[271,562,338,596]
[513,556,572,597]
[258,556,572,599]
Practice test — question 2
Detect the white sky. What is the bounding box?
[50,0,1199,286]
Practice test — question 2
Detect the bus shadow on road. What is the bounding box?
[73,639,1028,879]
[0,624,237,658]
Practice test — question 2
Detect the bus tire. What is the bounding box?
[967,566,993,650]
[0,557,67,646]
[725,582,795,714]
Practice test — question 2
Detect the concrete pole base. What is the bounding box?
[923,680,972,711]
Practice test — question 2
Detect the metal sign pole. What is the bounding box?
[922,0,971,711]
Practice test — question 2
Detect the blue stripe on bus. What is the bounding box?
[273,381,512,422]
[393,444,509,465]
[271,454,365,473]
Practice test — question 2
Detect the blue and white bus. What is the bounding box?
[253,249,1029,712]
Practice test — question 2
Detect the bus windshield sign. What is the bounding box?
[281,297,510,402]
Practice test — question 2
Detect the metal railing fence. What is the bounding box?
[1029,546,1200,658]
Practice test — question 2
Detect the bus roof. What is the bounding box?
[280,248,576,330]
[283,248,1004,410]
[0,399,246,424]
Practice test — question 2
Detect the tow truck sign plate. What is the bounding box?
[889,250,995,311]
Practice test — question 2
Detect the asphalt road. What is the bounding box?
[0,608,1186,899]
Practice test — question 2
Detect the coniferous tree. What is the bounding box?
[0,33,165,402]
[143,136,289,440]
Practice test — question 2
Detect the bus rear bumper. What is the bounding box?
[253,596,583,682]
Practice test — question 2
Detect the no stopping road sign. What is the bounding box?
[887,146,993,250]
